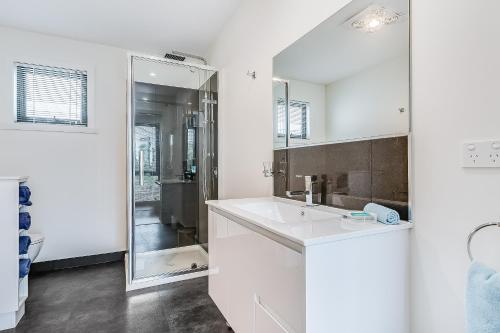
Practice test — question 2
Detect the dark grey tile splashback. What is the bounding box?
[273,136,409,220]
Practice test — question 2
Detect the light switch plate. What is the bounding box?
[463,140,500,168]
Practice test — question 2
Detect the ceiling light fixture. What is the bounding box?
[149,72,157,77]
[142,97,149,101]
[345,5,405,33]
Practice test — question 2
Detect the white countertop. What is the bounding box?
[0,176,28,182]
[206,197,412,247]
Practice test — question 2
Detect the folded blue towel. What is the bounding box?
[19,212,31,230]
[467,261,500,333]
[19,259,31,278]
[19,185,32,206]
[19,235,31,255]
[363,203,400,224]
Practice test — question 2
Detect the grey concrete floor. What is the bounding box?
[6,262,229,333]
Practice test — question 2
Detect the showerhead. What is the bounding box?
[164,53,186,62]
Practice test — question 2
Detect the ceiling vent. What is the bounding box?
[344,4,406,33]
[164,53,186,61]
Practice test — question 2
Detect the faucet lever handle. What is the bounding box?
[296,174,317,181]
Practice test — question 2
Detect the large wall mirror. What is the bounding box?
[273,0,410,149]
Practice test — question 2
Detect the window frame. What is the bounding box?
[15,62,88,127]
[7,58,96,134]
[276,98,310,140]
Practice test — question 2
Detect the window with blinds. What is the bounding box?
[15,62,88,126]
[276,98,310,139]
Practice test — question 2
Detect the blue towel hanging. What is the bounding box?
[19,212,31,230]
[19,259,31,278]
[466,261,500,333]
[19,235,31,255]
[19,185,32,206]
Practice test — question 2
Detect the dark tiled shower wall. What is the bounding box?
[273,136,409,220]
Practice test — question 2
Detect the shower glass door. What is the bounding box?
[129,56,217,283]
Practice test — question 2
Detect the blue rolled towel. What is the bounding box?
[19,212,31,230]
[19,235,31,255]
[467,261,500,333]
[363,203,400,225]
[19,259,31,278]
[19,185,32,206]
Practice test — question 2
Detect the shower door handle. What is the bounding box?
[139,150,145,186]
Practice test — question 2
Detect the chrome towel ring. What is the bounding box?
[467,222,500,261]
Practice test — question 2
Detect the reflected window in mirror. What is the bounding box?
[275,98,286,138]
[276,99,310,140]
[289,100,310,139]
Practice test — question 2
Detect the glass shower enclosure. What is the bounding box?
[127,55,218,287]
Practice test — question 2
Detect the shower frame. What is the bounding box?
[126,53,218,290]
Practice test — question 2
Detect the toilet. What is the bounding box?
[27,233,44,262]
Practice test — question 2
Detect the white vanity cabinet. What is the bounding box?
[209,210,305,332]
[207,198,411,333]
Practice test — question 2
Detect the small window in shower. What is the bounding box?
[187,128,196,161]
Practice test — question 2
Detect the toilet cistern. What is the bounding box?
[286,175,318,207]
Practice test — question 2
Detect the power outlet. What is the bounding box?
[463,140,500,168]
[489,151,500,166]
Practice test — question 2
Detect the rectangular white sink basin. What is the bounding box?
[234,201,335,223]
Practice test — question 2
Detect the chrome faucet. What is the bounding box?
[286,175,317,206]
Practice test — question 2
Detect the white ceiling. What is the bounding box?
[0,0,242,57]
[273,0,409,84]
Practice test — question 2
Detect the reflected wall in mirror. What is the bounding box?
[273,0,410,148]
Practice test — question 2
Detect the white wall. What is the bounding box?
[411,0,500,331]
[211,0,500,331]
[208,0,351,199]
[325,56,409,142]
[0,26,128,261]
